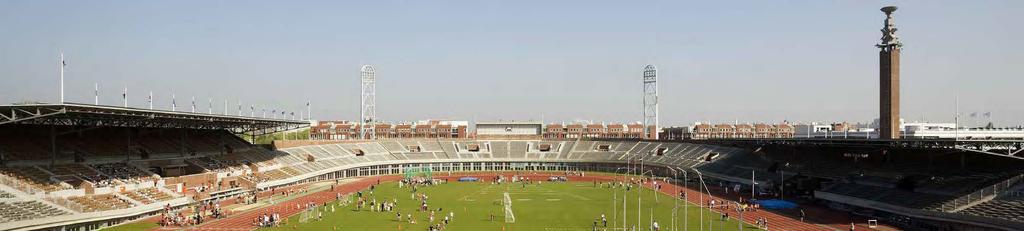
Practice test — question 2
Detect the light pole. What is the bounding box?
[614,167,631,230]
[666,167,679,231]
[734,201,743,231]
[635,168,655,231]
[693,169,713,231]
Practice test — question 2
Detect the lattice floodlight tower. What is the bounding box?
[360,65,376,140]
[642,65,658,140]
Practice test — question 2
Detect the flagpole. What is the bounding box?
[955,96,959,142]
[148,91,153,109]
[208,98,213,114]
[94,83,99,105]
[123,86,128,107]
[59,52,65,103]
[172,94,177,111]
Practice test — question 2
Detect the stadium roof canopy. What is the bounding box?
[0,103,308,135]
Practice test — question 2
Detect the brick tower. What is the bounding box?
[877,6,902,139]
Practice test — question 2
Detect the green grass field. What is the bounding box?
[264,180,759,231]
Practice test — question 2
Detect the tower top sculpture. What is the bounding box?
[877,6,902,50]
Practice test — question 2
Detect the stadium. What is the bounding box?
[0,102,1023,231]
[3,4,1024,231]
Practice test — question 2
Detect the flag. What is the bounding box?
[970,112,977,118]
[984,112,991,118]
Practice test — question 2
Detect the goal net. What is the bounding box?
[503,192,515,223]
[298,206,315,223]
[404,166,433,181]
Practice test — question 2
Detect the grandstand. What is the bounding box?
[1,104,1024,230]
[0,103,306,231]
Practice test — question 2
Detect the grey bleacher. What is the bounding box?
[961,196,1024,222]
[380,140,407,153]
[321,144,352,156]
[356,143,388,155]
[438,141,459,158]
[573,141,596,152]
[509,141,528,159]
[490,141,510,158]
[0,201,70,223]
[0,189,14,198]
[418,141,443,152]
[558,141,574,160]
[821,183,952,210]
[614,142,634,152]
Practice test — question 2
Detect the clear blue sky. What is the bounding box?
[1,0,1021,127]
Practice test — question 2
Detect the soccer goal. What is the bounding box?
[404,166,433,181]
[503,192,515,223]
[298,206,315,223]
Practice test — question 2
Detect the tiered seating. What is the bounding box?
[491,142,509,158]
[509,141,528,158]
[261,169,293,181]
[379,140,407,153]
[961,196,1024,222]
[0,201,69,223]
[419,141,443,152]
[121,188,174,204]
[67,194,134,212]
[822,183,952,210]
[0,136,50,161]
[187,154,248,173]
[88,162,149,183]
[49,164,107,184]
[239,149,285,166]
[135,131,183,154]
[916,172,1018,195]
[0,166,66,192]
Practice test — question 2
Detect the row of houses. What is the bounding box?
[309,120,470,140]
[309,120,797,140]
[543,123,652,139]
[663,123,797,140]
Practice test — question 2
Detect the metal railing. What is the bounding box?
[939,174,1024,212]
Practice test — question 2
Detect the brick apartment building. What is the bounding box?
[310,120,469,140]
[690,123,794,139]
[543,123,647,139]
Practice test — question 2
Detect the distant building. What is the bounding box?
[310,120,469,140]
[476,121,543,140]
[660,126,691,140]
[543,122,645,140]
[690,123,794,139]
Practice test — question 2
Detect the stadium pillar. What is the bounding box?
[50,126,57,167]
[126,128,132,161]
[180,130,186,157]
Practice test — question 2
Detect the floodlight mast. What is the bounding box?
[360,65,377,140]
[642,65,658,140]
